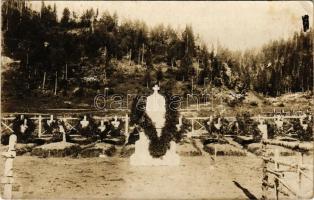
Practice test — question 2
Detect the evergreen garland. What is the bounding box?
[130,84,180,158]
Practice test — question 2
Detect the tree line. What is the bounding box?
[1,0,312,98]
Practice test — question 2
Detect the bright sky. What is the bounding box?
[30,1,313,51]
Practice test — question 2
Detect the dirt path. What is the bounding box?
[1,156,264,199]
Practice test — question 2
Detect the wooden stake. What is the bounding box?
[125,114,129,138]
[38,115,42,138]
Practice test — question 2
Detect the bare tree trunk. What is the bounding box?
[141,44,145,65]
[54,71,58,96]
[42,72,46,90]
[138,48,141,65]
[65,63,68,80]
[129,49,132,66]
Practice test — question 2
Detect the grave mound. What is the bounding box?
[204,143,247,156]
[120,144,135,157]
[177,140,202,156]
[80,143,116,157]
[1,143,37,156]
[31,142,80,157]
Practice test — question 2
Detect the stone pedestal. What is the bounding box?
[130,132,180,166]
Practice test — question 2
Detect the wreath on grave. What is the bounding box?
[50,120,71,142]
[1,116,35,144]
[43,117,59,135]
[73,115,98,138]
[102,117,126,145]
[107,117,124,137]
[130,88,180,158]
[12,115,36,143]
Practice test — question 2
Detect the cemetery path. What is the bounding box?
[0,156,266,199]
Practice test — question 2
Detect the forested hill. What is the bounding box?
[1,1,313,109]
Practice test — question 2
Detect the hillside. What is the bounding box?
[1,1,313,113]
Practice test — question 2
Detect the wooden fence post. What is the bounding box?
[274,149,279,170]
[191,119,194,137]
[38,115,42,138]
[274,149,279,200]
[125,114,129,136]
[262,140,268,200]
[298,152,303,196]
[2,134,17,200]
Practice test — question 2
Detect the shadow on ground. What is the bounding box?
[233,180,258,200]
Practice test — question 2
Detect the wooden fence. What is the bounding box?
[184,114,310,138]
[0,113,130,138]
[261,140,313,200]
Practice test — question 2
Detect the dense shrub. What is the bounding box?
[290,118,313,141]
[236,112,261,142]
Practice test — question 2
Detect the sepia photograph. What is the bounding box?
[0,1,313,199]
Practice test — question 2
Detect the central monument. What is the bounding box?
[130,85,180,166]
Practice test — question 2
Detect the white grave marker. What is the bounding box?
[207,115,213,126]
[80,115,89,128]
[214,118,222,130]
[98,120,106,132]
[176,116,183,131]
[274,115,283,129]
[20,119,28,133]
[111,116,120,129]
[47,115,55,126]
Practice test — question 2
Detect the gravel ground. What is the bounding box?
[0,155,266,200]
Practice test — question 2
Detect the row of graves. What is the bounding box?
[0,110,313,199]
[184,111,312,142]
[1,113,132,157]
[1,110,313,157]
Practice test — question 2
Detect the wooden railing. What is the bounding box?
[0,113,130,138]
[261,141,313,200]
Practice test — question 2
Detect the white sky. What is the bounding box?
[30,1,313,51]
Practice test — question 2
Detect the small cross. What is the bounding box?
[111,116,120,128]
[80,115,89,128]
[152,85,160,92]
